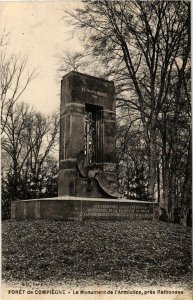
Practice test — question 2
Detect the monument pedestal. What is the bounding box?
[11,197,157,221]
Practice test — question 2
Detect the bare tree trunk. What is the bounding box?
[161,115,170,215]
[181,140,192,226]
[157,161,161,204]
[148,112,157,200]
[169,141,177,221]
[162,154,169,214]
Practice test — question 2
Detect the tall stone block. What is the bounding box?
[58,71,117,197]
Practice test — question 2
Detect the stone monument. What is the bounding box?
[58,71,119,199]
[11,71,156,221]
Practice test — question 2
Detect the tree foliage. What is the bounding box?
[1,30,59,219]
[0,30,37,135]
[62,0,191,224]
[1,103,59,200]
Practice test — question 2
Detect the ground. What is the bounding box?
[2,220,192,288]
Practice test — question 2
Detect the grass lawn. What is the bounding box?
[2,220,192,288]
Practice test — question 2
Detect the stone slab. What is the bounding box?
[11,197,157,221]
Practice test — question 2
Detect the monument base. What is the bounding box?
[11,197,158,221]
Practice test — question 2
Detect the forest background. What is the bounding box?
[1,1,191,226]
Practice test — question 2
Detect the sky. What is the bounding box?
[0,1,82,114]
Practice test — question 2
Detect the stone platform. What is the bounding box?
[11,197,157,221]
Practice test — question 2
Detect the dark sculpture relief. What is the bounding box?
[77,150,120,199]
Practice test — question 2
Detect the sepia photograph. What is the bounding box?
[1,1,192,299]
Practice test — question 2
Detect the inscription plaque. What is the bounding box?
[82,202,153,220]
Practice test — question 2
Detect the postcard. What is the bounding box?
[1,1,191,300]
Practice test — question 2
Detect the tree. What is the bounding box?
[63,1,191,222]
[0,30,37,134]
[1,102,59,202]
[1,30,59,219]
